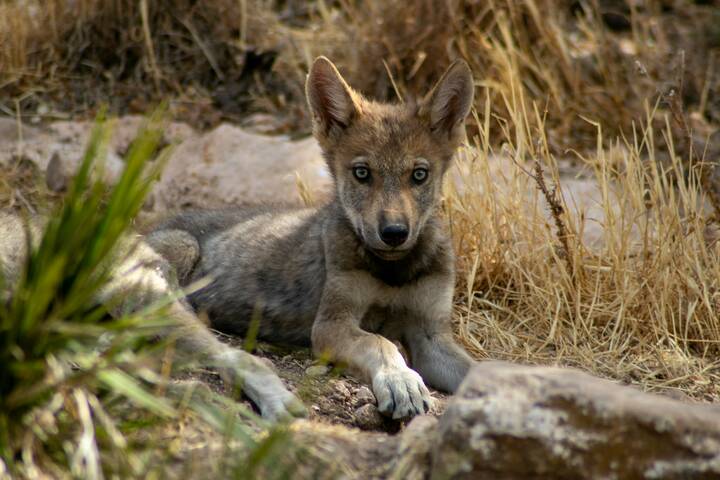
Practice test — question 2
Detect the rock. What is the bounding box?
[330,379,351,399]
[1,116,330,212]
[354,386,376,407]
[430,361,720,479]
[287,420,399,478]
[354,403,386,431]
[45,152,67,192]
[0,116,189,189]
[153,124,330,210]
[305,365,330,377]
[452,149,640,251]
[395,416,438,480]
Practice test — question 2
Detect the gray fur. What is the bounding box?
[145,57,477,419]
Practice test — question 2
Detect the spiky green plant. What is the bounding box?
[0,112,306,478]
[0,110,177,476]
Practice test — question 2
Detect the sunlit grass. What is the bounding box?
[447,90,720,400]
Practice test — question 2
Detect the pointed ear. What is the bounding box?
[306,57,359,136]
[421,60,474,140]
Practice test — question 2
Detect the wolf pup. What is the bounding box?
[150,57,476,419]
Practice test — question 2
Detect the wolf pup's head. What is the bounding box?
[306,57,474,260]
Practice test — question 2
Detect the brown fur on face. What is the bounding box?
[306,57,474,259]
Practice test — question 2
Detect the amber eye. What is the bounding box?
[412,168,429,184]
[353,166,370,182]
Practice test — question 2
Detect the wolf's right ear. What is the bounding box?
[306,57,359,136]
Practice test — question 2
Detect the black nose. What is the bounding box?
[380,224,409,247]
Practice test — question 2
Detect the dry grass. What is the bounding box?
[1,0,720,427]
[447,94,720,400]
[0,0,288,124]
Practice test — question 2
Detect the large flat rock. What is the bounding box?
[429,362,720,479]
[153,124,330,210]
[0,117,331,209]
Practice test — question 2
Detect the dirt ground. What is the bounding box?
[188,334,449,433]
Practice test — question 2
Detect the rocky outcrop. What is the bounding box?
[152,123,329,210]
[0,117,330,209]
[426,362,720,479]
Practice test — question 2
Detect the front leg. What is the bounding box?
[405,329,474,393]
[311,272,432,419]
[402,273,475,393]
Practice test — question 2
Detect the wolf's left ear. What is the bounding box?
[306,57,359,137]
[421,60,474,140]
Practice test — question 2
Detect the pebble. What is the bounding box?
[331,380,351,398]
[355,386,376,406]
[354,403,385,431]
[45,152,67,192]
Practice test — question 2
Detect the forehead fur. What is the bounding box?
[322,98,456,170]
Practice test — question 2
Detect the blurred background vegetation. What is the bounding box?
[1,0,718,143]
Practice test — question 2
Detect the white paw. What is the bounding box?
[217,350,307,422]
[257,387,308,422]
[242,371,307,422]
[372,368,432,419]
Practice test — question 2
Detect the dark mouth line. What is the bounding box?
[368,247,411,260]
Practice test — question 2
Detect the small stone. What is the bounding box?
[331,380,351,398]
[45,152,67,192]
[354,403,385,431]
[355,386,376,407]
[305,365,330,377]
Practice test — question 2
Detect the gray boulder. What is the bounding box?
[429,362,720,479]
